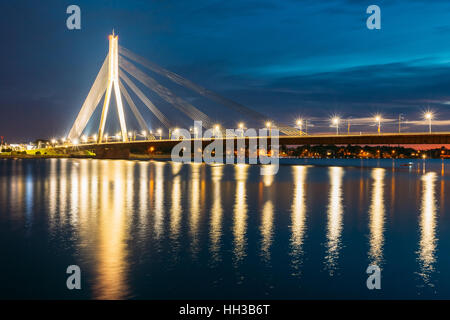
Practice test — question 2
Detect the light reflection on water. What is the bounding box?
[0,158,449,299]
[368,168,385,267]
[417,172,437,288]
[324,166,344,276]
[290,165,308,277]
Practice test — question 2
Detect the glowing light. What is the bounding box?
[418,172,437,285]
[238,122,244,129]
[325,166,344,275]
[290,166,308,274]
[424,111,434,133]
[368,168,385,266]
[332,117,340,135]
[265,121,272,128]
[374,114,382,134]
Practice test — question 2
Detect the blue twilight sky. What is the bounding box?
[2,0,450,141]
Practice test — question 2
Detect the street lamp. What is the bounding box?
[141,130,147,140]
[332,117,340,135]
[157,129,162,140]
[424,112,433,133]
[375,115,382,134]
[296,119,303,132]
[265,121,272,137]
[238,122,245,137]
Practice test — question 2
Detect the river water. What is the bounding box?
[0,158,449,299]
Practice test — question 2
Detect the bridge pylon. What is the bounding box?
[97,31,128,143]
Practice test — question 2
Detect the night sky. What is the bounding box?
[2,0,450,142]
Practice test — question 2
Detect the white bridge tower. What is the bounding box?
[98,31,128,143]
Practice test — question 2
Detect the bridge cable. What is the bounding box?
[68,55,109,141]
[119,79,151,134]
[120,56,214,128]
[119,46,268,121]
[119,46,303,136]
[119,70,172,129]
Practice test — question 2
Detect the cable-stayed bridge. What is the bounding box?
[62,32,450,158]
[67,32,302,145]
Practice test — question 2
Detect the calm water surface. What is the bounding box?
[1,158,450,299]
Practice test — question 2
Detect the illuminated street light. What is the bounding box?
[141,130,147,140]
[332,117,340,135]
[238,122,245,137]
[93,134,97,142]
[266,121,272,137]
[296,119,303,132]
[73,139,79,146]
[424,112,433,133]
[374,115,382,134]
[157,128,162,140]
[81,135,88,143]
[51,139,56,145]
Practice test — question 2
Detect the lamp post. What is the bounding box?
[375,115,381,134]
[238,122,245,137]
[214,124,221,137]
[332,117,340,135]
[425,112,433,133]
[266,121,272,137]
[296,119,303,133]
